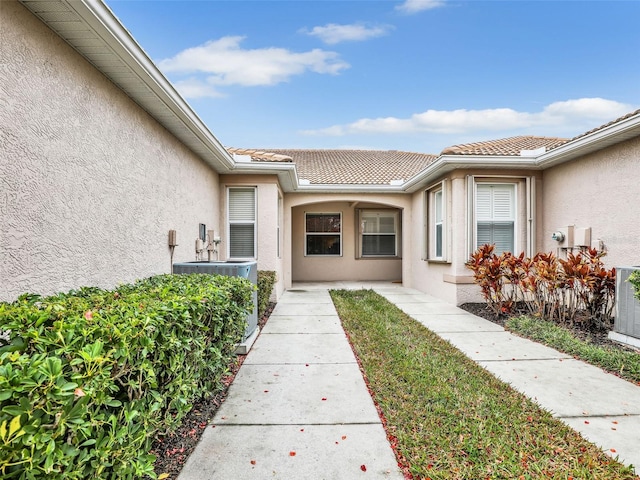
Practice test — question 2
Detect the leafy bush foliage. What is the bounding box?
[0,274,252,479]
[257,271,276,318]
[629,269,640,303]
[466,245,616,329]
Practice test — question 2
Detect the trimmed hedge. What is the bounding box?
[257,271,276,318]
[630,269,640,302]
[0,274,252,479]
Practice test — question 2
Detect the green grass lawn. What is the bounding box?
[330,289,639,480]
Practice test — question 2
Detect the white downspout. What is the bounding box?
[526,176,536,257]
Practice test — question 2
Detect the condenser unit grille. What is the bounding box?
[614,266,640,340]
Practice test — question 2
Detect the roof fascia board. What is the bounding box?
[294,184,406,194]
[230,162,299,191]
[535,112,640,169]
[25,0,235,172]
[403,155,538,193]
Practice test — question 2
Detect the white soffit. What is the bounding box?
[19,0,235,173]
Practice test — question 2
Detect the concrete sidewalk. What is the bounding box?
[178,286,405,480]
[372,284,640,472]
[179,282,640,478]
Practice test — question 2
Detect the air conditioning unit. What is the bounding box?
[610,266,640,349]
[173,261,258,353]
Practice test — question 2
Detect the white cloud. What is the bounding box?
[396,0,447,14]
[301,98,635,138]
[158,36,349,98]
[302,23,393,45]
[171,78,224,99]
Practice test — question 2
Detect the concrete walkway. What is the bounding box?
[179,282,640,479]
[178,284,404,480]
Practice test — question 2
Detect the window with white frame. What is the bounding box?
[475,183,515,254]
[359,210,398,257]
[425,183,446,261]
[305,213,341,256]
[433,189,444,258]
[228,187,256,258]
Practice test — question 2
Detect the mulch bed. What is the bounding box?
[151,302,275,480]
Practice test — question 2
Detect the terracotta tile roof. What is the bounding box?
[227,148,293,163]
[227,148,437,185]
[440,135,568,156]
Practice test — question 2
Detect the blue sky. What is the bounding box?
[106,0,640,153]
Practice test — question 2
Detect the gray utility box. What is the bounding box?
[172,261,258,342]
[614,266,640,340]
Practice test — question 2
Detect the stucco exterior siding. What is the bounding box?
[285,194,410,286]
[541,137,640,269]
[220,175,285,299]
[407,171,543,305]
[0,1,220,301]
[406,175,470,304]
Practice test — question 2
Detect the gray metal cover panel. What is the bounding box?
[614,267,640,339]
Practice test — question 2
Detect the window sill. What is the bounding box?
[443,274,475,284]
[426,259,450,264]
[357,256,401,260]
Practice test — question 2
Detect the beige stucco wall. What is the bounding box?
[284,193,410,286]
[0,1,221,301]
[407,170,543,305]
[406,175,467,304]
[541,137,640,270]
[220,175,285,300]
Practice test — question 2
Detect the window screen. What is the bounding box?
[360,210,397,257]
[305,213,341,255]
[476,184,515,254]
[228,187,256,258]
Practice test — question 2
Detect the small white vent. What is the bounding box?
[519,146,546,157]
[233,154,253,163]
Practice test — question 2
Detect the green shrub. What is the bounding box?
[0,274,252,479]
[466,245,616,328]
[630,270,640,302]
[257,271,276,318]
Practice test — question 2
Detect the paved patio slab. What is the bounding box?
[291,282,412,294]
[480,358,640,417]
[394,301,469,315]
[271,302,337,316]
[276,291,334,304]
[410,313,505,333]
[177,424,403,480]
[438,330,572,361]
[382,293,445,304]
[212,363,380,425]
[244,333,356,364]
[261,315,344,334]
